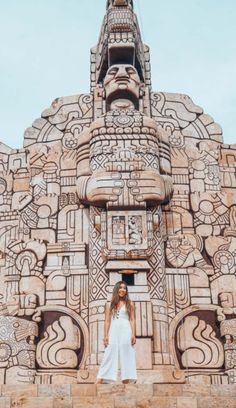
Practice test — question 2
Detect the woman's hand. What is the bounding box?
[104,336,109,347]
[131,335,136,346]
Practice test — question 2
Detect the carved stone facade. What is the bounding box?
[0,0,235,386]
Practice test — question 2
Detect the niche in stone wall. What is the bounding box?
[36,311,83,370]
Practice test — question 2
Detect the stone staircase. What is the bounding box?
[0,383,235,407]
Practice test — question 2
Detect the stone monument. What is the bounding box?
[0,0,236,387]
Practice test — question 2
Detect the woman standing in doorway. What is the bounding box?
[96,281,137,384]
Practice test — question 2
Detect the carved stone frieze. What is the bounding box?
[0,0,235,386]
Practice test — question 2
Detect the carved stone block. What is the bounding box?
[0,0,235,388]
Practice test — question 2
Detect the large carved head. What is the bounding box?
[104,64,141,109]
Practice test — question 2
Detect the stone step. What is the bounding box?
[0,395,236,408]
[0,384,235,407]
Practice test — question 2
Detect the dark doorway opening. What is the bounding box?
[122,273,134,286]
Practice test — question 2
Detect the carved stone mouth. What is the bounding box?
[115,79,130,84]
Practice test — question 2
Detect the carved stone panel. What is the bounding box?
[36,316,81,369]
[107,211,147,250]
[0,0,235,386]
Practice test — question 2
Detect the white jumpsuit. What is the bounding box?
[97,304,137,383]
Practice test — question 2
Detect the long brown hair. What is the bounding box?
[110,281,131,318]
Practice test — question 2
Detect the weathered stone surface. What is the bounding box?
[125,385,153,399]
[97,384,125,398]
[0,0,236,391]
[210,385,236,397]
[177,397,197,408]
[149,397,177,408]
[197,397,236,408]
[11,397,53,408]
[153,384,183,397]
[1,386,37,399]
[136,400,151,408]
[53,397,73,408]
[114,397,136,408]
[38,384,71,397]
[73,397,114,408]
[72,384,97,397]
[182,384,210,397]
[0,398,11,408]
[0,383,235,407]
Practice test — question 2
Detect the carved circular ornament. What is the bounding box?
[62,133,79,150]
[113,114,135,128]
[37,205,51,219]
[169,134,183,147]
[191,159,206,171]
[213,250,234,272]
[15,250,38,273]
[199,200,214,215]
[0,343,11,362]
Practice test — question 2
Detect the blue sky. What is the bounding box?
[0,0,235,148]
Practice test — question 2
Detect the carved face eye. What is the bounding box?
[13,322,20,328]
[107,67,119,76]
[126,67,136,75]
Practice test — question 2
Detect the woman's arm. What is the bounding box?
[103,302,111,347]
[130,301,136,345]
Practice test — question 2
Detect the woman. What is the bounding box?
[97,281,137,384]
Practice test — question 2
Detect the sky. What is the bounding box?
[0,0,235,148]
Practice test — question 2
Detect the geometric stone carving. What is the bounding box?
[220,318,236,370]
[205,235,236,277]
[0,316,38,384]
[217,291,236,383]
[0,293,37,317]
[0,0,236,386]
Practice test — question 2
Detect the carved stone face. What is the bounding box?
[104,64,140,104]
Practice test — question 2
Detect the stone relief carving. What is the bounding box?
[128,215,142,245]
[0,316,38,384]
[188,142,220,192]
[0,0,235,386]
[4,239,47,306]
[216,291,236,383]
[24,94,93,147]
[177,315,224,369]
[112,216,126,245]
[220,319,236,370]
[36,316,80,369]
[151,92,222,142]
[166,234,212,271]
[0,293,37,317]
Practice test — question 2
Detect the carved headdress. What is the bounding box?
[106,0,134,9]
[91,0,150,91]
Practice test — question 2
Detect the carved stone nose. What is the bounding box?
[115,66,129,78]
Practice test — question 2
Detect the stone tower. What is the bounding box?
[0,0,236,386]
